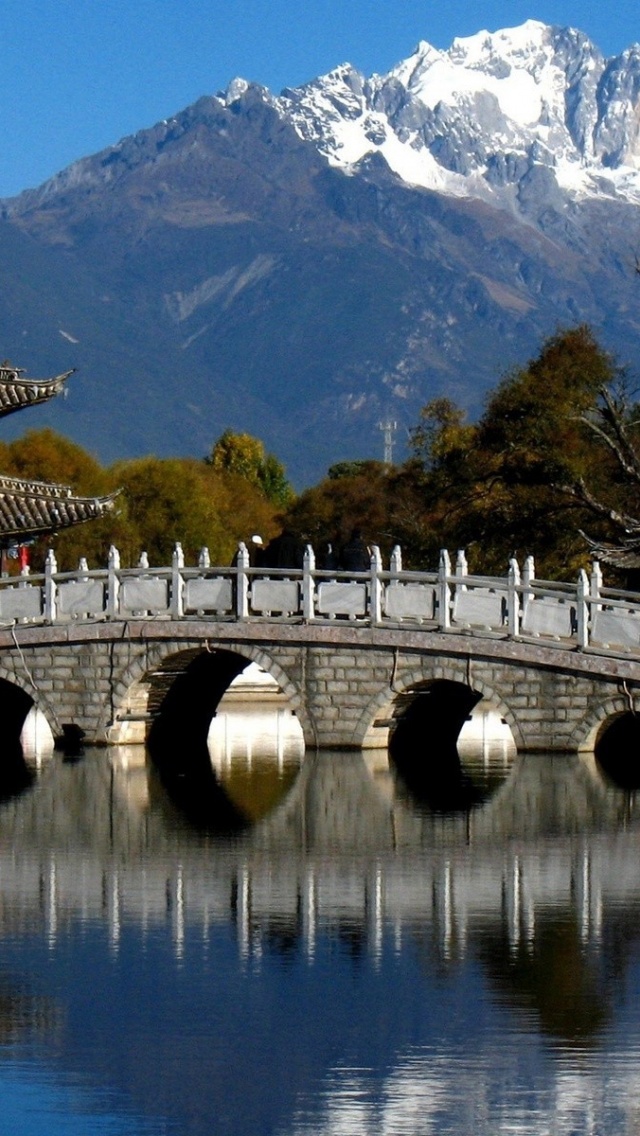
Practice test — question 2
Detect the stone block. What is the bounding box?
[327,681,350,694]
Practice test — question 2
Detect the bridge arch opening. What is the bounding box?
[594,712,640,789]
[121,648,305,830]
[0,678,54,799]
[387,680,517,813]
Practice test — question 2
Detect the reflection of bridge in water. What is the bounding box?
[0,749,637,963]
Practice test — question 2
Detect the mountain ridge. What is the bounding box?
[2,20,640,485]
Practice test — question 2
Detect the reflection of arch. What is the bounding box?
[357,661,523,751]
[108,641,312,748]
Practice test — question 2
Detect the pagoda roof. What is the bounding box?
[0,475,117,542]
[0,364,75,418]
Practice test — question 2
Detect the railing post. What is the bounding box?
[390,545,402,579]
[590,559,602,613]
[107,545,120,619]
[138,551,149,570]
[78,557,89,580]
[576,568,589,649]
[171,542,184,617]
[370,545,382,624]
[44,549,57,623]
[236,542,249,619]
[438,549,451,630]
[523,555,535,622]
[303,544,315,621]
[198,547,210,570]
[508,557,520,638]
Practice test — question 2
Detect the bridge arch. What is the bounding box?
[357,658,524,752]
[0,663,58,748]
[572,693,633,755]
[106,639,313,748]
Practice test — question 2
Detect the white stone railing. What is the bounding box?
[1,542,640,656]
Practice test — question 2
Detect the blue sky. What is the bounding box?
[1,1,639,197]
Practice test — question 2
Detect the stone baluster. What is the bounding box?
[508,558,520,637]
[590,560,603,613]
[236,542,249,618]
[370,545,383,624]
[172,542,184,617]
[576,568,589,649]
[455,549,468,592]
[522,555,535,622]
[438,549,452,630]
[107,545,121,618]
[44,549,57,623]
[390,545,402,579]
[138,551,149,570]
[198,547,210,570]
[78,557,89,580]
[303,544,315,621]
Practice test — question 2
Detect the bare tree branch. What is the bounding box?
[559,477,640,531]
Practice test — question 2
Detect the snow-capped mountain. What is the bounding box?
[230,20,640,210]
[2,21,640,484]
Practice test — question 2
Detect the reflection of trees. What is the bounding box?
[475,916,608,1046]
[215,759,301,824]
[0,981,58,1047]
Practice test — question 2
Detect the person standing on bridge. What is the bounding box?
[340,528,371,572]
[262,529,305,570]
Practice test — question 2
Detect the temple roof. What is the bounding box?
[0,475,117,542]
[0,357,120,544]
[0,364,75,417]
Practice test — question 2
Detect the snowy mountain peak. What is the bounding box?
[272,20,640,213]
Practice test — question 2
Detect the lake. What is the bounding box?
[1,685,639,1135]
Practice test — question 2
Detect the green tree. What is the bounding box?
[208,429,293,507]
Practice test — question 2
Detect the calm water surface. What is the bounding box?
[1,708,639,1135]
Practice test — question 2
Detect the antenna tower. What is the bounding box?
[378,419,397,465]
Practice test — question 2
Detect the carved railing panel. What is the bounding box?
[1,545,640,662]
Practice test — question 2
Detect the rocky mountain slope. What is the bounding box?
[2,20,640,485]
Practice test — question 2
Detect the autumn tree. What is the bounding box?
[2,428,107,494]
[283,460,423,563]
[406,326,626,576]
[208,429,293,507]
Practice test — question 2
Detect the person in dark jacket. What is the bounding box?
[340,528,371,572]
[262,529,305,570]
[318,541,339,571]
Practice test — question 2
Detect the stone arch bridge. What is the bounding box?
[1,616,639,755]
[0,546,639,753]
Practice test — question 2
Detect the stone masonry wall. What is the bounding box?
[0,623,638,752]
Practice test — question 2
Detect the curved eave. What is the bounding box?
[0,490,118,543]
[0,368,76,418]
